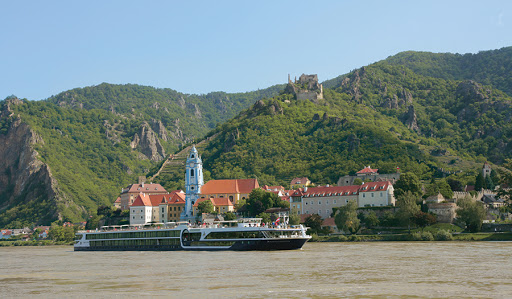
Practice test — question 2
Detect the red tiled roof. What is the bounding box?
[322,217,336,227]
[291,177,310,185]
[358,181,391,192]
[114,197,121,203]
[201,179,259,195]
[126,183,168,194]
[157,190,186,205]
[131,193,151,207]
[357,166,378,174]
[280,196,290,202]
[303,185,360,197]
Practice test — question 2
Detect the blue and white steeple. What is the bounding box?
[182,145,204,219]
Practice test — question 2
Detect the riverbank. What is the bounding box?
[0,240,73,247]
[311,232,512,242]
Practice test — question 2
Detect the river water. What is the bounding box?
[1,242,511,298]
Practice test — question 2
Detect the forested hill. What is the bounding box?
[0,83,284,227]
[324,47,512,96]
[184,49,512,188]
[2,46,512,228]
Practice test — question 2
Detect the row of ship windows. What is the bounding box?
[90,239,180,247]
[85,230,181,240]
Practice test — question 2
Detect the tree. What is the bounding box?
[447,178,463,192]
[334,201,360,234]
[97,205,112,217]
[289,213,300,225]
[198,200,214,214]
[396,191,420,233]
[412,211,437,230]
[475,172,484,191]
[352,178,363,185]
[304,214,324,234]
[497,159,512,209]
[224,211,236,220]
[245,189,279,216]
[426,179,454,199]
[457,195,486,232]
[394,172,423,199]
[363,211,380,228]
[256,212,271,224]
[484,175,494,191]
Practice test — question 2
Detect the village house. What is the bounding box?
[120,182,168,210]
[129,193,164,225]
[193,197,235,216]
[337,166,400,186]
[301,185,360,219]
[198,178,259,205]
[290,177,312,189]
[158,190,186,223]
[358,181,395,207]
[113,197,121,209]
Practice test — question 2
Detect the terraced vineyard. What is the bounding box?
[150,136,214,191]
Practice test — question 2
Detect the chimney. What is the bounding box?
[304,187,308,192]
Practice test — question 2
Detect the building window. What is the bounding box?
[371,193,374,197]
[190,169,194,177]
[326,209,329,214]
[318,201,321,205]
[326,200,329,204]
[334,200,337,204]
[191,155,195,158]
[380,192,383,197]
[161,207,164,212]
[363,194,366,198]
[318,210,321,214]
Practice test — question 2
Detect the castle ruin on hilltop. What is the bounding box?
[285,73,323,101]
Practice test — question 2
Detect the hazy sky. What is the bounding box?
[1,1,511,101]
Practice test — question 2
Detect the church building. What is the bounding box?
[181,146,259,219]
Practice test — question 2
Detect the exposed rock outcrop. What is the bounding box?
[151,119,168,142]
[0,100,83,225]
[130,122,166,161]
[404,105,421,133]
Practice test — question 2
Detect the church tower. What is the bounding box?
[182,146,204,219]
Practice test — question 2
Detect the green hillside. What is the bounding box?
[0,83,284,227]
[2,47,512,228]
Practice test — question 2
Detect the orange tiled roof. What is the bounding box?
[291,177,309,185]
[303,185,360,197]
[357,166,379,174]
[126,183,168,194]
[200,179,259,195]
[358,181,391,192]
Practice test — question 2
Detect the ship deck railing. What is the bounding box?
[77,222,306,233]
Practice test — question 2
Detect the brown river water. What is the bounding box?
[1,242,511,298]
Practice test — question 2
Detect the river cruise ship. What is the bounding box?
[74,218,310,251]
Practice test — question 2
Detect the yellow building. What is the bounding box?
[193,197,234,216]
[290,177,312,189]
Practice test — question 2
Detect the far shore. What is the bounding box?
[311,232,512,242]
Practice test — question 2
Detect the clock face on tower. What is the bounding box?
[189,163,194,168]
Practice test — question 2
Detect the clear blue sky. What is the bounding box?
[1,1,511,101]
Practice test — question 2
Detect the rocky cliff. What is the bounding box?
[0,98,83,226]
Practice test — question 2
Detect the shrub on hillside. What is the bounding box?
[411,231,434,241]
[434,229,453,241]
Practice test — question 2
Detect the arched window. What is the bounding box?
[190,169,194,177]
[191,154,195,158]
